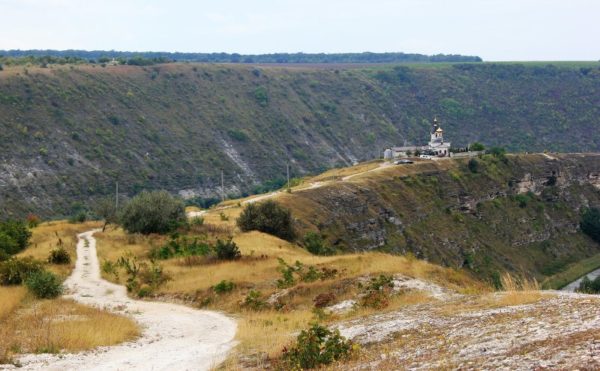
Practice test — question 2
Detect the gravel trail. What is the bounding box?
[16,229,237,371]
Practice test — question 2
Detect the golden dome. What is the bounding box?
[435,127,443,133]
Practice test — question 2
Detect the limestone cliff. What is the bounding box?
[279,154,600,282]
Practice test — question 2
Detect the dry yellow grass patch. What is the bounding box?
[345,291,436,320]
[234,309,314,359]
[491,291,546,307]
[94,225,483,296]
[0,286,27,321]
[202,207,241,228]
[435,273,548,317]
[185,205,202,213]
[311,161,383,182]
[435,292,550,317]
[0,298,139,357]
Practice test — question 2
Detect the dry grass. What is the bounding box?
[0,298,139,359]
[311,161,383,182]
[435,273,547,317]
[94,227,483,297]
[345,291,436,319]
[93,223,484,368]
[500,272,539,291]
[235,309,314,360]
[0,286,27,321]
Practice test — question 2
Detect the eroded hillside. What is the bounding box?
[278,154,600,284]
[1,63,599,217]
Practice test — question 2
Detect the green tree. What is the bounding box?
[581,207,600,243]
[469,142,485,151]
[0,220,31,255]
[303,232,333,255]
[93,197,119,231]
[236,200,295,241]
[468,158,479,173]
[119,190,186,235]
[253,86,269,107]
[0,232,18,257]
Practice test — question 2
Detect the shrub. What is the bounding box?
[467,158,479,173]
[237,200,295,241]
[115,253,170,296]
[214,238,241,260]
[313,292,336,308]
[515,193,531,208]
[303,232,334,255]
[137,284,153,298]
[0,220,31,255]
[190,216,204,226]
[581,207,600,243]
[254,86,269,107]
[277,258,297,288]
[276,259,337,289]
[578,275,600,294]
[469,142,485,151]
[26,214,41,228]
[93,197,118,231]
[102,259,119,280]
[69,211,87,223]
[0,232,19,257]
[25,270,63,299]
[0,249,10,262]
[489,146,508,163]
[48,247,71,264]
[116,253,142,293]
[150,235,211,260]
[280,323,354,369]
[138,261,170,291]
[0,257,44,285]
[359,274,394,309]
[119,190,186,234]
[213,280,235,294]
[243,289,267,310]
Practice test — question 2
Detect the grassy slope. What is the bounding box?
[89,154,599,367]
[277,154,600,283]
[94,211,485,362]
[1,62,600,218]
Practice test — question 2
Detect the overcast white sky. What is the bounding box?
[0,0,598,61]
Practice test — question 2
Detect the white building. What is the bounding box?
[388,117,451,158]
[427,117,451,156]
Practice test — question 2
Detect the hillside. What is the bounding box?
[277,154,600,285]
[1,62,600,217]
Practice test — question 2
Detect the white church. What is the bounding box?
[385,117,452,159]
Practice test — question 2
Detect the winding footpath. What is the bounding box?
[18,229,237,371]
[186,162,393,219]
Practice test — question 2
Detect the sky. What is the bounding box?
[0,0,598,61]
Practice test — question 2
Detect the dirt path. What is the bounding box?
[187,162,393,219]
[562,268,600,292]
[17,230,237,371]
